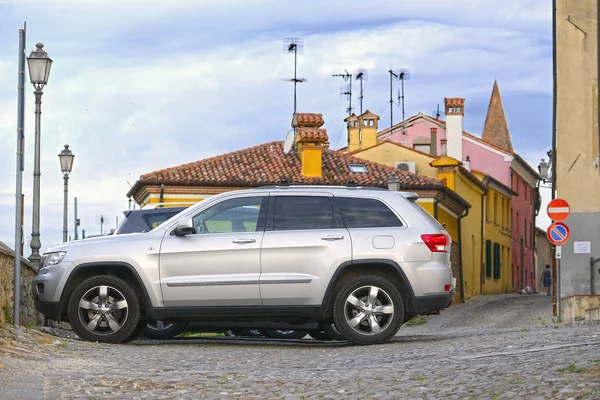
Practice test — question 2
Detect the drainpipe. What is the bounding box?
[457,207,469,303]
[480,190,487,293]
[551,0,557,198]
[590,257,600,295]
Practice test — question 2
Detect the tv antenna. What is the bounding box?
[333,70,353,116]
[96,214,109,235]
[355,69,368,115]
[282,38,306,121]
[396,69,410,135]
[432,104,440,119]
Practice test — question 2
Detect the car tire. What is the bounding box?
[265,330,307,340]
[142,320,188,340]
[122,320,148,343]
[67,275,141,344]
[332,275,404,345]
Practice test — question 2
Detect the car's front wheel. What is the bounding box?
[332,275,404,345]
[67,275,141,343]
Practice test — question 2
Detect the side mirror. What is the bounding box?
[173,218,196,236]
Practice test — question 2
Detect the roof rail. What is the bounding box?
[141,202,196,210]
[254,184,388,191]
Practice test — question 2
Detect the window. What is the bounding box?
[530,222,533,248]
[348,164,368,173]
[414,144,431,153]
[501,198,505,228]
[273,196,336,231]
[144,212,181,230]
[485,240,492,278]
[493,193,498,224]
[192,197,263,234]
[486,195,491,222]
[336,197,403,228]
[493,242,501,280]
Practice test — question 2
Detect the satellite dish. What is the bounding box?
[283,129,294,154]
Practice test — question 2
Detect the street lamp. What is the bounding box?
[27,43,52,266]
[59,145,74,242]
[538,150,553,184]
[387,173,401,192]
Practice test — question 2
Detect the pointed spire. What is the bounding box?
[482,80,513,151]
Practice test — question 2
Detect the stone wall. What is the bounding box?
[0,242,44,326]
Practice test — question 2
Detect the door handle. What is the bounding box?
[321,235,344,241]
[233,238,256,244]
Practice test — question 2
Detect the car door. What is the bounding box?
[259,193,351,306]
[159,195,267,307]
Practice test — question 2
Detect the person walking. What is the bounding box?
[541,264,552,296]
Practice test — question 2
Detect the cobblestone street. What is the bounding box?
[1,294,599,399]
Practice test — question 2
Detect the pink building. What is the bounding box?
[376,81,540,290]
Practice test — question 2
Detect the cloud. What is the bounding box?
[0,0,552,251]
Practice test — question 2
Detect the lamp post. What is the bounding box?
[387,173,401,192]
[538,150,558,319]
[59,145,74,242]
[27,43,52,266]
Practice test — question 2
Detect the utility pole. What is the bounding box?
[13,22,26,325]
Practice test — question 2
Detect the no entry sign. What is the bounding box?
[547,198,570,221]
[547,222,570,246]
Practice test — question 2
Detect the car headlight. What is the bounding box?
[43,251,66,267]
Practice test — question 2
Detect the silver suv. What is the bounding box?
[33,185,455,345]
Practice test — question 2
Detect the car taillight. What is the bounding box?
[421,234,448,253]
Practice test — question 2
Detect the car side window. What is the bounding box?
[273,196,336,231]
[192,197,264,234]
[335,197,403,228]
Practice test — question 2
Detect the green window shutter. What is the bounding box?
[485,240,492,278]
[493,243,501,280]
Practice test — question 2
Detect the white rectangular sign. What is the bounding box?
[555,245,562,259]
[574,241,591,254]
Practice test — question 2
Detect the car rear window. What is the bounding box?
[335,197,403,228]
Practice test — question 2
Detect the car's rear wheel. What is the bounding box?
[332,275,404,345]
[142,320,188,340]
[67,275,141,344]
[265,330,308,340]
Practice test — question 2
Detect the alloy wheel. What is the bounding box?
[78,285,129,336]
[343,285,394,336]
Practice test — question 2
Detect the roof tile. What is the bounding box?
[140,141,441,188]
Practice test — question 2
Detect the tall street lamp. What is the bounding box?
[59,145,74,242]
[27,43,52,266]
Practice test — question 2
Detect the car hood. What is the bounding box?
[43,232,146,254]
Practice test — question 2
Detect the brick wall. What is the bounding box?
[0,242,44,325]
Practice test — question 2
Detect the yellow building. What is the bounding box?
[472,170,517,294]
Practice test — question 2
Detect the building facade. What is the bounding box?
[555,0,600,319]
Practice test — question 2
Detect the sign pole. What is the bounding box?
[557,257,561,322]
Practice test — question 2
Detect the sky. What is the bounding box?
[0,0,553,255]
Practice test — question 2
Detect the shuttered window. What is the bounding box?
[485,240,492,278]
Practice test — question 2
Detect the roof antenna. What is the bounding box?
[388,68,400,134]
[282,38,306,125]
[396,69,410,136]
[432,104,440,119]
[333,70,353,116]
[355,69,368,115]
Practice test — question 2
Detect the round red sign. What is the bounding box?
[547,198,570,222]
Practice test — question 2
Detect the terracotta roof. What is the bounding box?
[481,81,513,152]
[444,97,465,108]
[359,110,380,120]
[350,139,435,159]
[293,113,324,128]
[297,127,328,141]
[128,141,443,197]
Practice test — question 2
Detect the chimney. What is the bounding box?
[430,127,438,156]
[440,139,447,156]
[344,114,360,153]
[463,155,471,171]
[293,113,328,177]
[444,97,465,162]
